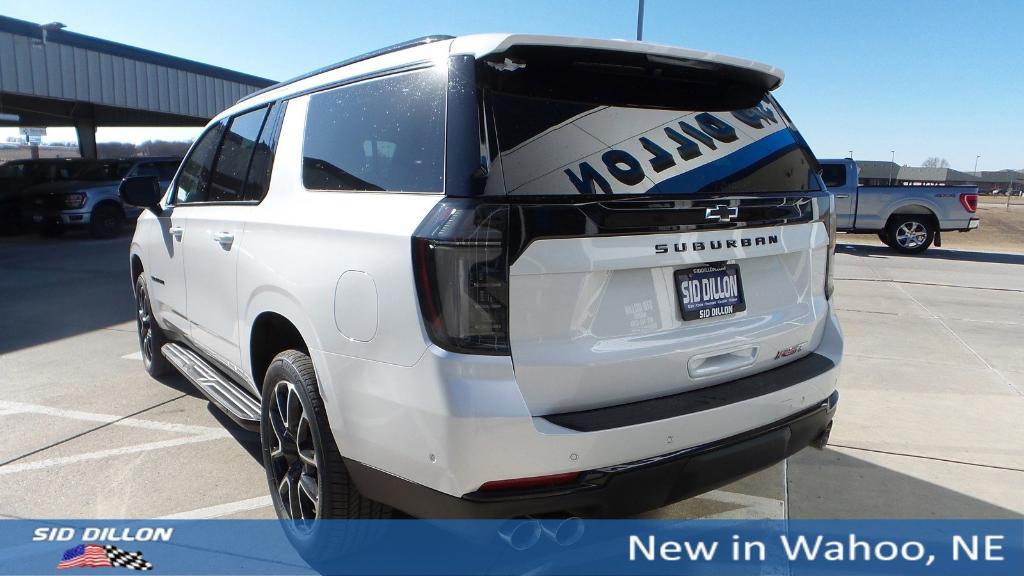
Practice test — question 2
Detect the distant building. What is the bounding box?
[855,160,902,186]
[972,170,1023,194]
[895,166,979,187]
[852,160,1020,193]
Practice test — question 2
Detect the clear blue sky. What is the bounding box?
[3,0,1022,170]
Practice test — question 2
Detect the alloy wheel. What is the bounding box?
[268,380,320,528]
[895,221,927,249]
[136,287,154,364]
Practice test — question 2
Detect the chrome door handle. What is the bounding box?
[213,232,234,247]
[168,226,184,240]
[833,194,850,199]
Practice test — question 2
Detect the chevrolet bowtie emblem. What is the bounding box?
[704,205,739,222]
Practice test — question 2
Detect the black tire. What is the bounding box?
[134,274,171,377]
[90,204,124,239]
[260,350,390,557]
[877,231,893,247]
[885,215,934,254]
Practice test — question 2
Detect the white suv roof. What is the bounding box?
[223,34,784,119]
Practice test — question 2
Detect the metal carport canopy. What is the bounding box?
[0,15,275,155]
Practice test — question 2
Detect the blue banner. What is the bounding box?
[2,520,1021,575]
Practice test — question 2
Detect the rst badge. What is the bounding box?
[775,342,807,360]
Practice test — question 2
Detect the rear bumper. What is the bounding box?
[346,391,837,518]
[943,217,979,232]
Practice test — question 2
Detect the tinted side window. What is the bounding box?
[133,162,179,181]
[821,164,847,189]
[72,161,132,181]
[302,68,445,193]
[0,163,25,178]
[174,122,225,204]
[131,162,162,178]
[208,107,269,202]
[245,101,287,201]
[157,162,180,181]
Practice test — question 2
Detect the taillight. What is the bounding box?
[816,194,837,299]
[959,193,978,213]
[412,198,510,355]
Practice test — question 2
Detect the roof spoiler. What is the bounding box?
[476,44,779,111]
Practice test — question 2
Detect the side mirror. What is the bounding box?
[119,176,163,214]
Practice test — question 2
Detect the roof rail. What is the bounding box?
[236,35,454,104]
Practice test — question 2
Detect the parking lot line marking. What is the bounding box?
[158,496,273,519]
[121,351,144,360]
[699,490,786,519]
[783,457,790,519]
[890,283,1024,397]
[0,400,231,437]
[830,444,1024,473]
[0,434,228,476]
[837,276,1024,294]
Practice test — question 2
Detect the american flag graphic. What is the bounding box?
[57,544,153,571]
[57,545,111,569]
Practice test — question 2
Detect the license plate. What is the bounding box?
[675,263,746,321]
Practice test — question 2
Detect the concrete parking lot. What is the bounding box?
[0,229,1021,520]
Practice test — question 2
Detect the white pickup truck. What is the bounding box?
[820,158,979,254]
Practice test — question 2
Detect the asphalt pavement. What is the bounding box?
[0,230,1020,519]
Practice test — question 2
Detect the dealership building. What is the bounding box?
[854,160,1021,193]
[0,15,274,160]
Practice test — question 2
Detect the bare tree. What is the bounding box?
[97,141,137,159]
[921,157,950,168]
[96,140,193,159]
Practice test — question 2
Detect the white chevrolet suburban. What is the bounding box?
[122,34,843,522]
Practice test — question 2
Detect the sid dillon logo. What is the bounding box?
[35,527,170,571]
[57,544,153,571]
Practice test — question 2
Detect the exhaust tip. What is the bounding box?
[497,517,541,551]
[541,517,585,547]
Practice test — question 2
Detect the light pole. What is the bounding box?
[848,150,853,159]
[636,0,645,41]
[974,155,980,176]
[1008,172,1015,211]
[888,150,895,186]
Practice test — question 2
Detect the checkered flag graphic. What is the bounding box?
[104,545,153,571]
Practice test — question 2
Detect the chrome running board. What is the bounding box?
[162,343,260,431]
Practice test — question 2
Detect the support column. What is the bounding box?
[75,116,97,159]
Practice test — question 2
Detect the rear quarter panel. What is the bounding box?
[855,186,965,230]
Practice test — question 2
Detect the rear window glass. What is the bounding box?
[821,164,846,188]
[302,67,445,193]
[489,93,820,196]
[71,161,133,181]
